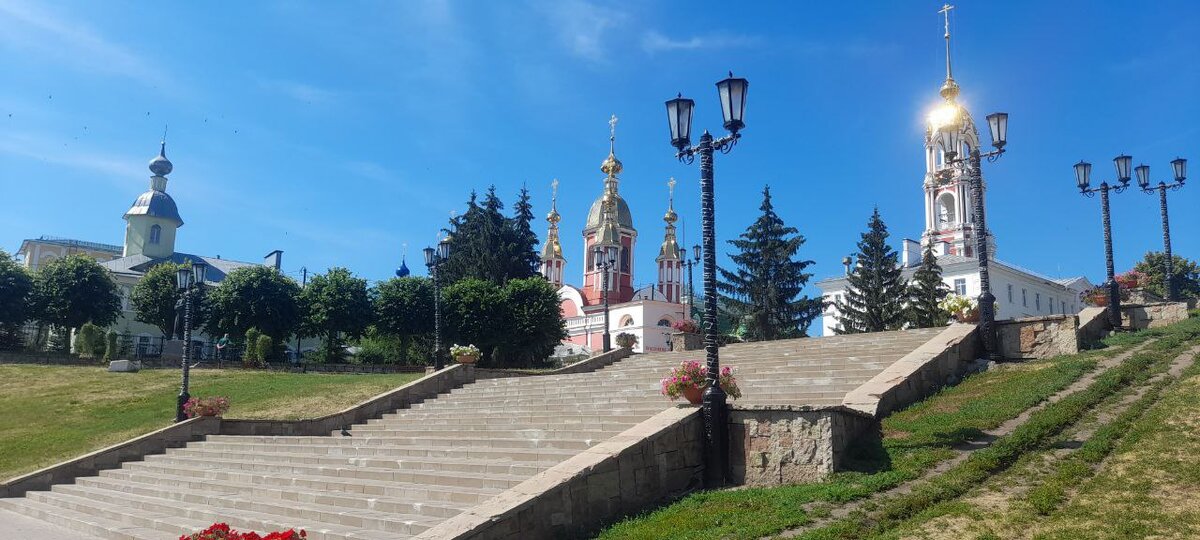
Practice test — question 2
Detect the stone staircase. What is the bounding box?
[0,328,943,540]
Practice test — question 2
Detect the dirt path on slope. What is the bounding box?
[773,339,1157,539]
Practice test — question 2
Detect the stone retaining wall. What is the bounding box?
[996,314,1080,359]
[843,324,980,418]
[1122,302,1190,330]
[729,405,876,486]
[0,416,220,498]
[0,351,90,365]
[220,364,474,436]
[415,407,703,540]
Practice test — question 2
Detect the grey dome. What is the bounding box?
[124,190,183,226]
[584,194,633,231]
[149,141,173,176]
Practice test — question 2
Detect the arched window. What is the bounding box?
[619,315,635,327]
[657,318,672,327]
[937,193,956,228]
[149,224,162,245]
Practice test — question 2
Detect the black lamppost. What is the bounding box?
[1135,158,1187,301]
[593,245,617,352]
[937,111,1009,360]
[678,244,701,320]
[665,71,748,487]
[424,238,452,370]
[174,261,207,422]
[1075,155,1134,328]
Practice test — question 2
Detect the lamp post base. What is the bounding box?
[175,391,190,423]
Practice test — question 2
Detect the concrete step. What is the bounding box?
[193,440,580,463]
[0,497,167,540]
[165,446,554,476]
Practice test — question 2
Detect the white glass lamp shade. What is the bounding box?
[1114,155,1133,184]
[716,72,748,134]
[1075,161,1092,191]
[985,112,1008,149]
[1135,164,1150,189]
[1171,157,1187,182]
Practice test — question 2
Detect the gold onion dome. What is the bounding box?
[663,207,677,224]
[547,208,561,224]
[601,152,622,176]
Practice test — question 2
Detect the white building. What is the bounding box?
[817,13,1091,336]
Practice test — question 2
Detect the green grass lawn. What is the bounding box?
[0,366,421,480]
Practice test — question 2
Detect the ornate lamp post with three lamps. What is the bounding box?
[174,261,207,422]
[424,238,452,370]
[664,71,748,487]
[1134,158,1187,301]
[936,110,1009,359]
[1074,155,1134,328]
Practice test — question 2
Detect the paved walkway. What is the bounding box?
[0,508,101,540]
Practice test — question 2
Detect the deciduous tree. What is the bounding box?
[32,255,122,349]
[1133,251,1200,300]
[204,266,301,343]
[299,267,374,363]
[0,250,33,349]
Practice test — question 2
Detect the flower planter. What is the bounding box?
[455,354,479,365]
[957,309,981,323]
[682,386,703,405]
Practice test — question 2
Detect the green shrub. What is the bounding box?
[255,334,273,365]
[354,333,400,364]
[74,323,106,358]
[103,331,118,361]
[243,328,261,366]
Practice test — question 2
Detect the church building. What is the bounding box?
[541,117,688,354]
[817,7,1091,336]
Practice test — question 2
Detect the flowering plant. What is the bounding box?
[671,319,700,334]
[938,294,979,322]
[180,522,306,540]
[183,396,230,418]
[450,344,480,357]
[1115,270,1147,290]
[615,332,639,349]
[660,360,741,400]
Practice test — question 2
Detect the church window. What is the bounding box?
[657,318,672,327]
[1007,284,1013,303]
[1022,289,1028,307]
[937,194,956,227]
[1035,293,1041,311]
[953,278,967,296]
[621,247,630,272]
[620,315,635,327]
[149,224,161,245]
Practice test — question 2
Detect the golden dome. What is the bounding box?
[601,152,622,176]
[547,208,561,224]
[939,77,960,101]
[663,207,678,224]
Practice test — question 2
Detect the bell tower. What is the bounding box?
[123,140,183,258]
[655,178,682,303]
[921,4,992,258]
[541,179,566,287]
[582,115,637,305]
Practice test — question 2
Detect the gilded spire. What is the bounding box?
[600,114,623,177]
[658,178,680,261]
[542,178,564,261]
[938,4,960,101]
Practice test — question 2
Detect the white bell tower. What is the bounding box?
[921,4,993,258]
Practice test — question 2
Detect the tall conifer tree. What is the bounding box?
[507,186,541,279]
[906,245,950,328]
[717,186,823,340]
[834,208,906,334]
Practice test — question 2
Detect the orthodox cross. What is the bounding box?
[609,114,618,141]
[551,178,559,205]
[939,4,955,79]
[668,177,676,207]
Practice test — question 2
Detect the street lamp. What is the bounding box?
[664,71,748,487]
[593,245,618,352]
[678,244,701,320]
[1075,155,1133,328]
[174,261,207,422]
[936,111,1008,359]
[1136,158,1187,301]
[424,238,452,370]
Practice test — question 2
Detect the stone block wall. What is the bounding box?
[729,405,876,486]
[843,324,980,418]
[0,415,220,498]
[415,407,703,540]
[995,314,1080,359]
[1122,302,1190,330]
[669,332,703,352]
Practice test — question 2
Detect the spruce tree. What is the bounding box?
[906,245,950,328]
[834,208,907,334]
[717,186,823,340]
[506,186,541,280]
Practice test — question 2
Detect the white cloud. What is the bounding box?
[0,132,141,189]
[0,0,178,92]
[256,78,337,104]
[539,0,626,62]
[641,31,762,53]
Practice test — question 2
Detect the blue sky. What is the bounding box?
[2,1,1197,296]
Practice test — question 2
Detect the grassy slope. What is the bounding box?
[595,343,1116,540]
[0,366,421,480]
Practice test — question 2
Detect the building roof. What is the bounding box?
[816,255,1092,293]
[100,252,258,283]
[18,236,122,255]
[124,189,183,226]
